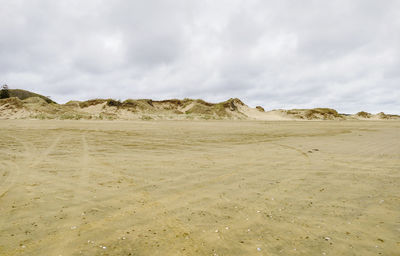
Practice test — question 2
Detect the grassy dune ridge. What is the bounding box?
[1,94,399,120]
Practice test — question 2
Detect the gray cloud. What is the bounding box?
[1,0,399,113]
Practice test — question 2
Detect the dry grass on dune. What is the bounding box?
[1,96,399,120]
[0,97,24,109]
[356,111,372,118]
[7,89,55,104]
[256,106,265,112]
[285,108,342,120]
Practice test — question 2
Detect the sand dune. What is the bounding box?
[0,120,399,255]
[1,97,399,120]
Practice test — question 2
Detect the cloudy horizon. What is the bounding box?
[1,0,399,113]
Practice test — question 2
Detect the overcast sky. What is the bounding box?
[1,0,399,113]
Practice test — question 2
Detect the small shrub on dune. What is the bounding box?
[0,84,10,99]
[377,112,389,119]
[158,99,183,106]
[106,99,122,107]
[122,100,138,108]
[256,106,265,112]
[79,99,107,108]
[305,108,340,120]
[195,99,213,106]
[141,115,153,120]
[356,111,371,118]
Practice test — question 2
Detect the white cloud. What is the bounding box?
[0,0,399,113]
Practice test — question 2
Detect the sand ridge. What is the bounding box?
[1,97,399,120]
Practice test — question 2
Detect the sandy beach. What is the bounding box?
[0,120,399,255]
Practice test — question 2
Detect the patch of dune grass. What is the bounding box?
[356,111,371,118]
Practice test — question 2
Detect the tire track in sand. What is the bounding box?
[6,138,313,255]
[271,142,310,163]
[1,134,61,200]
[15,180,207,256]
[134,141,312,207]
[29,135,61,168]
[0,135,30,200]
[0,162,20,199]
[80,134,90,181]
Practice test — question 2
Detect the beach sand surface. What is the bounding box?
[0,120,399,255]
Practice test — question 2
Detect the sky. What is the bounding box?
[1,0,399,113]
